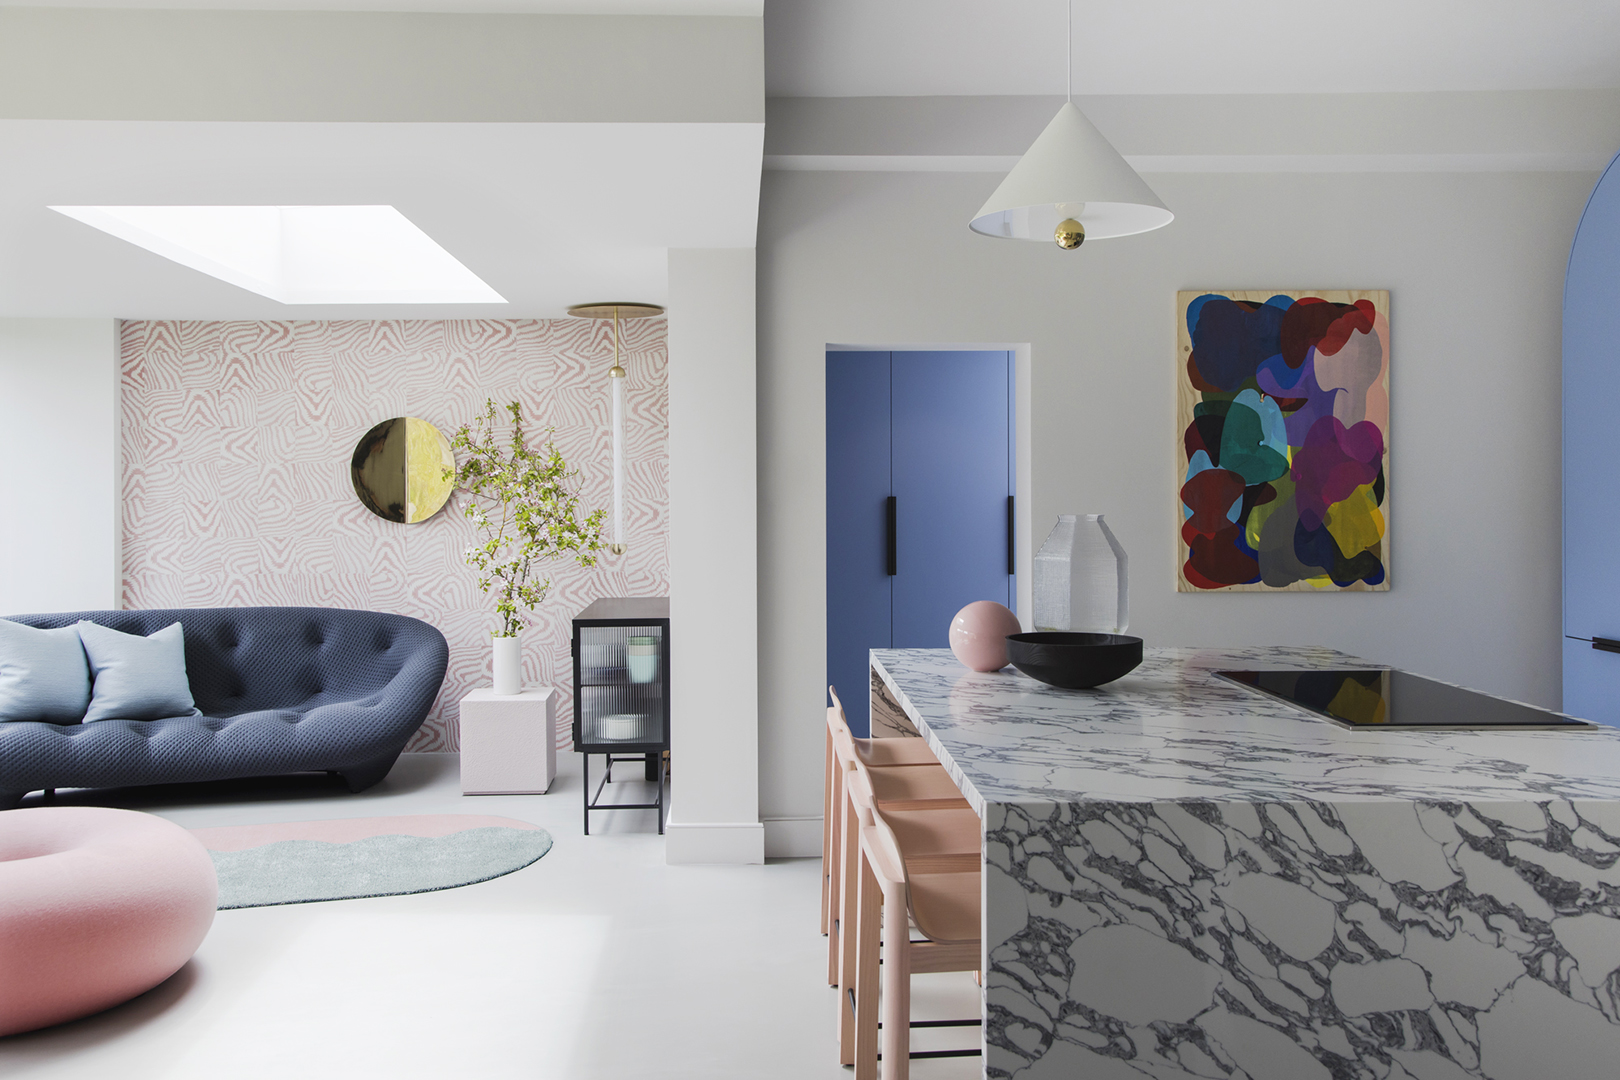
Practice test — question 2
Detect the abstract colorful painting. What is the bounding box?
[1177,290,1389,592]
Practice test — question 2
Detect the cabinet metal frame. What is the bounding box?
[571,597,670,834]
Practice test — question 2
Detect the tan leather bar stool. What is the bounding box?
[827,693,961,959]
[853,784,981,1080]
[826,694,970,1065]
[824,686,939,935]
[836,752,975,1068]
[822,684,937,944]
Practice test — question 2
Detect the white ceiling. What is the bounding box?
[0,121,762,319]
[12,1,1616,320]
[765,0,1620,97]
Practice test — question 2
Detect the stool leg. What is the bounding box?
[854,853,882,1080]
[836,809,860,1064]
[836,776,860,990]
[826,763,844,973]
[828,767,843,986]
[880,878,911,1080]
[821,728,835,935]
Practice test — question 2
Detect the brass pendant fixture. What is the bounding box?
[566,302,665,556]
[1055,219,1086,249]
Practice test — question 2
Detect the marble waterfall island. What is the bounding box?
[870,646,1620,1080]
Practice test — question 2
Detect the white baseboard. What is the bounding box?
[664,815,765,864]
[763,815,822,859]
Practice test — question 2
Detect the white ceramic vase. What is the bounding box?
[1033,514,1130,634]
[491,635,522,695]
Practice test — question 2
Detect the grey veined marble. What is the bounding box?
[871,647,1620,1080]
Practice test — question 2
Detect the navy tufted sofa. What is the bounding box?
[0,607,448,810]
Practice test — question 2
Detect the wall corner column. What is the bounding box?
[0,318,121,615]
[665,247,763,864]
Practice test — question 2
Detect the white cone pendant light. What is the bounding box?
[969,1,1172,248]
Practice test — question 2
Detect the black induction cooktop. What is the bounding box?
[1216,669,1594,730]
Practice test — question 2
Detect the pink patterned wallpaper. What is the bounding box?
[120,318,669,751]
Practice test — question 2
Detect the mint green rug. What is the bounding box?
[205,825,554,909]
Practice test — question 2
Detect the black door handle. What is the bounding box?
[1594,637,1620,654]
[886,496,897,576]
[1007,495,1015,575]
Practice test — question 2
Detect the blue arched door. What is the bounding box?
[1564,150,1620,726]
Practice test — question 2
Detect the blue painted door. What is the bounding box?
[826,353,894,734]
[827,351,1013,735]
[891,352,1014,646]
[1564,151,1620,726]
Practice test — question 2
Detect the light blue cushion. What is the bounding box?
[0,619,92,723]
[77,620,198,723]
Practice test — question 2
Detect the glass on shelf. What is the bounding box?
[627,635,659,684]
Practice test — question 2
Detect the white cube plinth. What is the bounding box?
[459,687,557,795]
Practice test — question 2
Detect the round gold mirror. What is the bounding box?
[350,417,455,523]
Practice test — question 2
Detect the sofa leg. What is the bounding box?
[339,751,402,793]
[0,791,25,811]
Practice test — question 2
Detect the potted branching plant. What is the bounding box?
[445,400,606,694]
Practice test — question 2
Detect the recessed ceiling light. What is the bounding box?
[48,204,506,305]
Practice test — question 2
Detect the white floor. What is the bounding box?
[0,753,982,1079]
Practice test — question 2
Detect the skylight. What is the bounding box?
[49,205,506,305]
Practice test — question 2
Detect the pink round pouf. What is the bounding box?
[0,807,217,1037]
[949,601,1023,672]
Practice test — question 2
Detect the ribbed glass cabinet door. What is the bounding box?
[575,623,665,746]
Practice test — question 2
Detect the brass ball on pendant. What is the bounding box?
[1055,218,1085,250]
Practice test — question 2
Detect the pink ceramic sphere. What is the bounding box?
[949,601,1023,672]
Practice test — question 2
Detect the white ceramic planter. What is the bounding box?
[491,634,521,695]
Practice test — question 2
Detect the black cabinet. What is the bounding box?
[571,597,669,834]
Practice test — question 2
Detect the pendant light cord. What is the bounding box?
[1066,0,1072,103]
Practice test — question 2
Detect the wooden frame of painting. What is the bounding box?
[1176,289,1390,593]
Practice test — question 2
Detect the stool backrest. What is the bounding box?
[828,684,845,714]
[844,765,876,828]
[869,802,980,945]
[829,708,858,767]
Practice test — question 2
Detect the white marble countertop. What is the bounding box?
[870,646,1620,813]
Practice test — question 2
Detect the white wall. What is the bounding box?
[0,318,120,613]
[666,247,763,864]
[764,90,1620,168]
[0,9,763,124]
[758,165,1596,851]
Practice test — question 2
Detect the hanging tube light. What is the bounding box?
[610,318,625,555]
[969,0,1172,248]
[566,302,665,556]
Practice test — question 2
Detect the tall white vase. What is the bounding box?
[1033,514,1130,634]
[491,635,521,695]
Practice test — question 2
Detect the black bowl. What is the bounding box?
[1005,632,1143,690]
